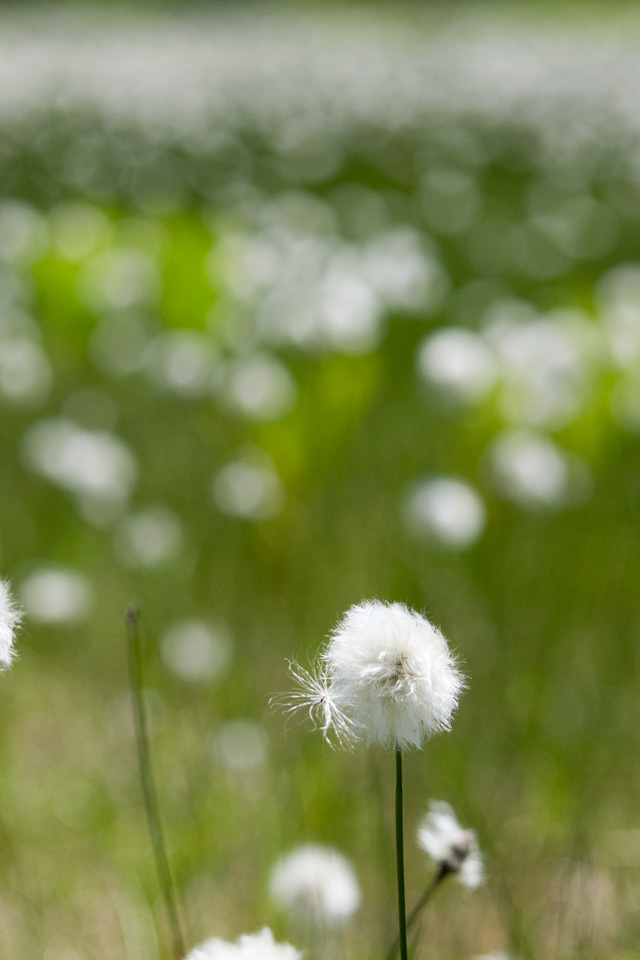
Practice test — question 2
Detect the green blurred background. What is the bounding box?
[1,4,640,959]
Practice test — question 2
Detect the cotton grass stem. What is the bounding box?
[385,864,448,960]
[394,748,408,960]
[126,605,185,960]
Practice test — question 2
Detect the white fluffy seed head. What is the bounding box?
[324,600,464,750]
[269,844,361,926]
[0,579,21,670]
[417,801,484,890]
[184,928,301,960]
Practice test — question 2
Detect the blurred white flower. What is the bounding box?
[223,224,388,354]
[486,314,592,429]
[610,374,640,433]
[223,353,296,421]
[473,953,511,960]
[77,247,160,313]
[315,266,382,354]
[213,452,284,520]
[184,928,301,960]
[0,579,21,669]
[145,331,220,397]
[22,418,137,522]
[162,620,232,682]
[490,429,587,511]
[50,201,111,261]
[215,719,268,772]
[20,568,92,625]
[113,505,183,568]
[417,801,484,889]
[0,338,52,406]
[0,200,49,262]
[363,228,448,314]
[90,312,153,377]
[597,263,640,367]
[404,478,486,550]
[420,168,480,235]
[416,327,497,404]
[270,844,361,926]
[288,600,463,750]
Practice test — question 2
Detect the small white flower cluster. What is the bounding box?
[417,801,484,890]
[0,579,21,669]
[269,844,361,927]
[184,928,300,960]
[286,599,464,751]
[220,222,445,354]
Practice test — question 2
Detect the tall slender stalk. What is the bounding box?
[126,605,186,960]
[394,748,408,960]
[384,864,449,960]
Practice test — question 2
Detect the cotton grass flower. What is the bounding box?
[21,417,137,524]
[269,844,361,927]
[489,429,584,511]
[20,568,92,624]
[283,601,465,960]
[113,505,184,568]
[473,953,511,960]
[0,579,21,669]
[404,477,486,550]
[162,619,233,683]
[417,801,484,889]
[416,327,497,404]
[305,600,464,751]
[213,450,285,520]
[216,719,268,772]
[184,928,301,960]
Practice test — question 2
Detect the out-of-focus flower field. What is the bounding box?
[2,6,640,958]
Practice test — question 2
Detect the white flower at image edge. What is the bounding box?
[184,927,301,960]
[0,579,21,669]
[286,599,464,750]
[417,801,484,889]
[269,844,361,926]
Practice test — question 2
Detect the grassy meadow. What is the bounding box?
[1,7,640,959]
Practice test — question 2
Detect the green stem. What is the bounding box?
[126,606,186,960]
[384,865,449,960]
[395,748,408,960]
[407,864,448,934]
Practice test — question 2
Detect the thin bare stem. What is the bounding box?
[126,605,186,960]
[395,748,408,960]
[384,864,449,960]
